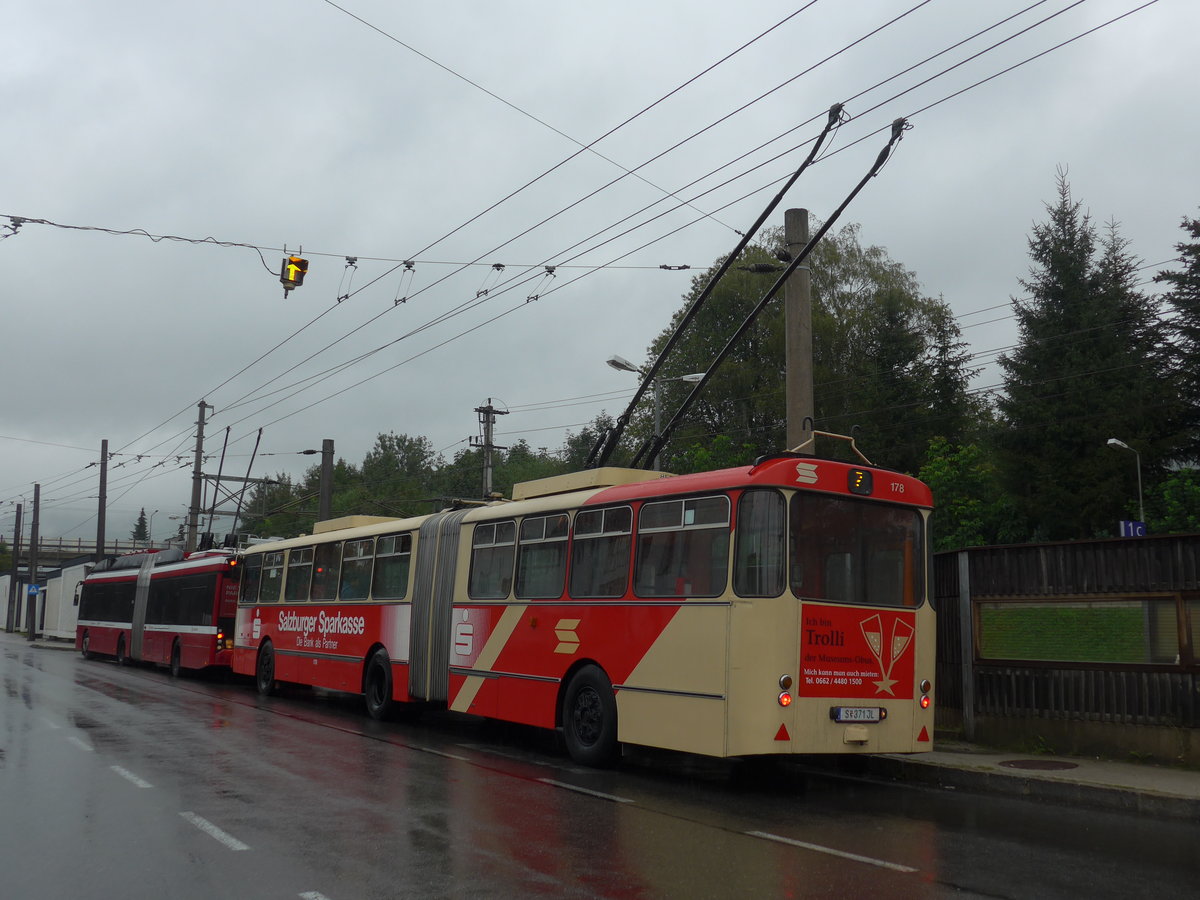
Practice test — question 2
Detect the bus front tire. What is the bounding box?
[562,665,619,767]
[364,649,394,720]
[81,633,94,661]
[256,643,277,696]
[169,641,183,678]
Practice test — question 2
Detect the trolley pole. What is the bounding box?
[5,503,21,633]
[27,484,40,642]
[784,208,814,451]
[186,401,214,553]
[318,438,334,522]
[96,439,108,561]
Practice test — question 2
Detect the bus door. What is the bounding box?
[129,554,155,660]
[409,509,470,702]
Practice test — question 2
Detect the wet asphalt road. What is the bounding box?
[2,635,1198,899]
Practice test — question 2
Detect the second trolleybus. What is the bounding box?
[76,548,240,676]
[231,444,935,766]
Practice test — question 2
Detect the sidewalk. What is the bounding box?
[861,739,1200,821]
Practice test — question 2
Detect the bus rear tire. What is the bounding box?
[116,636,129,667]
[256,643,277,695]
[562,665,619,767]
[364,649,394,720]
[169,641,183,679]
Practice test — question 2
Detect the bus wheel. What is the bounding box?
[364,649,394,720]
[116,636,129,667]
[81,632,94,661]
[169,641,183,679]
[256,643,277,696]
[562,665,618,767]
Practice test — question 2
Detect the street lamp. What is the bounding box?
[148,509,158,546]
[607,355,704,470]
[1106,438,1145,524]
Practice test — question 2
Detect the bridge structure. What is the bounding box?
[11,538,174,570]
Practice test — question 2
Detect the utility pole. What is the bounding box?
[318,438,334,521]
[96,439,108,561]
[471,400,509,498]
[187,401,214,552]
[27,484,39,642]
[784,207,814,451]
[6,503,21,633]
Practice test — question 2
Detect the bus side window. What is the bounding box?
[634,496,729,598]
[373,534,411,600]
[515,514,569,600]
[260,552,285,604]
[340,538,375,601]
[240,555,263,605]
[469,521,516,600]
[312,542,341,602]
[284,548,314,603]
[569,507,633,599]
[733,490,785,597]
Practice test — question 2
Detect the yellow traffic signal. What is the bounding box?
[281,255,309,290]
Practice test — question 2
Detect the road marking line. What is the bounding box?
[67,736,93,752]
[539,778,634,804]
[747,831,918,873]
[299,893,331,900]
[413,746,470,761]
[179,812,250,851]
[42,718,61,730]
[110,765,153,789]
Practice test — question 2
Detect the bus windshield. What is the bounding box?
[790,493,924,608]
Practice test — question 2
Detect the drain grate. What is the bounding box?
[999,759,1079,770]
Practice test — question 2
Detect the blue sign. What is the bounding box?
[1119,520,1147,537]
[27,584,41,595]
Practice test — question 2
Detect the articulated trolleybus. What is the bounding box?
[232,443,935,766]
[77,548,240,676]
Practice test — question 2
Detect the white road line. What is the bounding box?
[67,736,93,752]
[299,893,331,900]
[179,812,251,851]
[110,765,153,789]
[539,778,634,804]
[41,718,61,730]
[413,746,470,761]
[746,831,918,873]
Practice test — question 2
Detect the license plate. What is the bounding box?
[831,706,881,723]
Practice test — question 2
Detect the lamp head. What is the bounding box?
[606,355,639,374]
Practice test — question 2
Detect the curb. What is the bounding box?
[862,754,1200,822]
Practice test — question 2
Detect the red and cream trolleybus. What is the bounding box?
[76,548,240,676]
[232,446,935,766]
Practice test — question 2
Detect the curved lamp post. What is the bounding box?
[607,355,702,470]
[1106,438,1145,523]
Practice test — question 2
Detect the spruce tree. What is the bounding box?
[131,508,149,542]
[996,173,1179,539]
[1155,212,1200,461]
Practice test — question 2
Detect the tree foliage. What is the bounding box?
[1155,212,1200,461]
[131,507,149,542]
[995,172,1183,540]
[638,222,978,475]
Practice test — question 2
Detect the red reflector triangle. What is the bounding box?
[917,726,930,742]
[774,724,790,742]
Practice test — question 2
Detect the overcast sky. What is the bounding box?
[3,0,1196,544]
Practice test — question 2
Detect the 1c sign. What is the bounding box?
[1119,520,1147,537]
